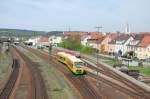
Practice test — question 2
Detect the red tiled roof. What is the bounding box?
[138,43,149,48]
[63,32,87,36]
[107,32,118,40]
[140,32,150,35]
[89,32,103,39]
[142,36,150,43]
[138,36,150,48]
[39,37,49,42]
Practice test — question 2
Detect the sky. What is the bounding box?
[0,0,150,32]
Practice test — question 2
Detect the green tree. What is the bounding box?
[58,36,93,55]
[59,35,81,50]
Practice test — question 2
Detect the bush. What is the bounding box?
[132,57,139,61]
[58,36,93,55]
[81,46,93,55]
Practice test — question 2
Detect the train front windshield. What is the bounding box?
[75,62,84,68]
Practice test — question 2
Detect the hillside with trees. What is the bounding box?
[46,31,63,36]
[0,28,65,38]
[0,28,47,38]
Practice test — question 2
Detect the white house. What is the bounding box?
[108,34,133,55]
[135,36,150,59]
[25,36,40,46]
[25,36,50,48]
[81,35,91,46]
[49,36,62,45]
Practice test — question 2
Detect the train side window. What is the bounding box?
[70,63,72,67]
[68,61,73,68]
[69,62,73,68]
[71,64,73,68]
[70,63,73,68]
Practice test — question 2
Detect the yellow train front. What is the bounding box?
[56,52,85,75]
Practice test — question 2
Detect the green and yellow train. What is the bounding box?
[56,52,85,74]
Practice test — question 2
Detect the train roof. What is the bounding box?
[57,52,71,57]
[67,56,82,62]
[57,52,83,62]
[56,47,80,53]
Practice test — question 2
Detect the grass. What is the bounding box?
[129,66,150,75]
[96,55,121,66]
[99,55,114,60]
[97,54,150,76]
[84,53,121,66]
[0,51,12,81]
[15,83,28,98]
[52,88,63,92]
[99,55,150,76]
[102,59,121,66]
[0,49,12,90]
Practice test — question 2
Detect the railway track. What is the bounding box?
[68,75,100,99]
[52,59,102,99]
[13,46,49,99]
[87,71,141,98]
[26,47,102,99]
[82,55,150,99]
[35,48,149,98]
[34,47,150,98]
[0,59,20,99]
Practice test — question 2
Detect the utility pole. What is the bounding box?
[95,26,103,98]
[95,26,103,32]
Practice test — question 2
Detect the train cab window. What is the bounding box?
[74,62,84,68]
[60,56,65,61]
[60,56,62,59]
